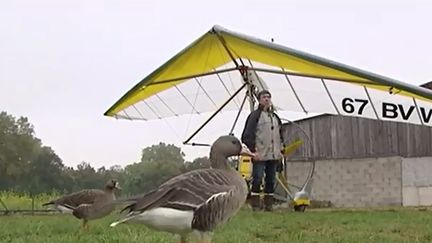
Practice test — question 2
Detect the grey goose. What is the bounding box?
[109,135,255,243]
[42,179,121,230]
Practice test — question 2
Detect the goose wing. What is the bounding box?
[122,169,240,213]
[47,189,105,209]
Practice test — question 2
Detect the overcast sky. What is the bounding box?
[1,0,431,169]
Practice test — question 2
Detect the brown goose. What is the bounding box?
[109,135,255,243]
[42,179,121,230]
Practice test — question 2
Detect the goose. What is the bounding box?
[109,135,255,243]
[42,179,121,230]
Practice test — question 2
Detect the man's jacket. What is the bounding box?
[241,106,285,161]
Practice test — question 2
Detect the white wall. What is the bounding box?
[402,157,432,206]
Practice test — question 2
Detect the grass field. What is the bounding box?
[1,206,432,243]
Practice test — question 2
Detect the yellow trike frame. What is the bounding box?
[237,139,312,212]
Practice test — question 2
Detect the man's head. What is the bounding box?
[257,90,272,109]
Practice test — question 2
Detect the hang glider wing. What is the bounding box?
[104,25,432,126]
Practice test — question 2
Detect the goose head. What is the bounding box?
[210,135,255,169]
[104,179,122,192]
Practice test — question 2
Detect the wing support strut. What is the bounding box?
[183,82,248,145]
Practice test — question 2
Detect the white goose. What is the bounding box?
[110,135,255,243]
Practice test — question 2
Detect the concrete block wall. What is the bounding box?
[402,157,432,206]
[285,156,403,207]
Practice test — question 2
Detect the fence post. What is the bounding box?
[31,195,35,215]
[0,197,9,215]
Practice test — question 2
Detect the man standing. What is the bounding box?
[241,90,284,211]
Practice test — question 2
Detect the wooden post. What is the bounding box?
[31,195,35,215]
[0,197,9,215]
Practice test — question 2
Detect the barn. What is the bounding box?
[282,108,432,208]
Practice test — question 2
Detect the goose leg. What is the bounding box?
[199,232,212,243]
[82,219,89,231]
[180,235,187,243]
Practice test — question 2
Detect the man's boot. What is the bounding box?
[263,194,274,212]
[249,193,262,211]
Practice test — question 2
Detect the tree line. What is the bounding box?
[0,111,210,195]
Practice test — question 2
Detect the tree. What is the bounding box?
[140,142,185,164]
[123,143,187,195]
[26,146,67,194]
[71,161,101,189]
[184,156,211,171]
[0,112,42,191]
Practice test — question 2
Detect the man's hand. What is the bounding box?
[253,152,262,161]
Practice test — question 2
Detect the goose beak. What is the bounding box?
[240,144,255,157]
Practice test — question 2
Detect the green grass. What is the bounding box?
[1,207,432,243]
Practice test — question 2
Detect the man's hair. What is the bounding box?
[257,90,271,99]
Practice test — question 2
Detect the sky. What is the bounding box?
[1,0,431,169]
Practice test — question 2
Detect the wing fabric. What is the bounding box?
[105,25,432,127]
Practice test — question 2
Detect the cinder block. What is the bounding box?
[402,186,419,206]
[285,156,402,207]
[402,157,432,187]
[419,187,432,205]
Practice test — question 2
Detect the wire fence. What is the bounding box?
[0,196,57,216]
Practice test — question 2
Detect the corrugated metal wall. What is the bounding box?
[282,115,432,160]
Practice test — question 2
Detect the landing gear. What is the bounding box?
[294,204,307,212]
